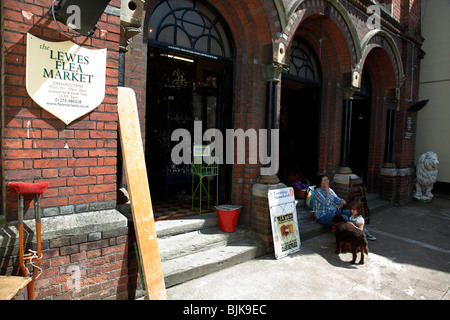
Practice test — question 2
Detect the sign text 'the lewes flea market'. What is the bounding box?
[26,33,107,125]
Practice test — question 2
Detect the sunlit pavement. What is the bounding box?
[167,195,450,300]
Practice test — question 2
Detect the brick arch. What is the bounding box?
[359,29,405,88]
[142,0,277,128]
[281,0,361,67]
[142,0,277,215]
[143,0,275,60]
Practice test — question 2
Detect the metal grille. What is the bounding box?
[148,0,233,60]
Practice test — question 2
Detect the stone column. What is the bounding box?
[250,42,290,252]
[334,83,359,199]
[380,89,401,203]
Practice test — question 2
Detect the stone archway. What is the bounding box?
[276,0,362,66]
[278,0,362,176]
[360,29,406,89]
[349,29,405,192]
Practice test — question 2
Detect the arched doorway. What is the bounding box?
[358,38,402,191]
[348,69,372,180]
[145,0,235,207]
[279,37,322,184]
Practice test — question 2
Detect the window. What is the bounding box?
[148,0,233,60]
[285,38,321,85]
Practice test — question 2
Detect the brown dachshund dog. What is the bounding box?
[331,214,369,264]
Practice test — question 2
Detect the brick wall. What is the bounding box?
[0,210,136,300]
[1,0,121,219]
[251,195,273,252]
[380,167,415,205]
[0,0,133,300]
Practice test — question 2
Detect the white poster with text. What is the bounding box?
[26,33,107,125]
[268,187,301,259]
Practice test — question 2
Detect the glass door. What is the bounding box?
[146,49,232,204]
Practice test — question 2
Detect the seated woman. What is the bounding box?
[313,174,351,227]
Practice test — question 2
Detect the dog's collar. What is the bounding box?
[332,221,345,230]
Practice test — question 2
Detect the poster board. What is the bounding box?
[26,33,107,125]
[268,187,301,259]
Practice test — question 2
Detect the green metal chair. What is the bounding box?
[192,145,219,215]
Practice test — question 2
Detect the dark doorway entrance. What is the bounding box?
[348,98,371,179]
[279,38,322,185]
[348,70,372,180]
[146,48,233,205]
[144,0,235,219]
[280,83,321,184]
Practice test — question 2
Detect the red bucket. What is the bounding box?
[215,205,241,232]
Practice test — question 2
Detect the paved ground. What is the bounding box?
[167,195,450,300]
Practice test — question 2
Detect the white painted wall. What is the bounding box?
[417,0,450,182]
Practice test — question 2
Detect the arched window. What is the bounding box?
[285,38,321,85]
[148,0,233,60]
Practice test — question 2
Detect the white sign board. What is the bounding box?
[26,33,107,125]
[268,187,301,259]
[193,145,211,157]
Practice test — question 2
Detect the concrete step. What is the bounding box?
[154,214,265,288]
[155,214,219,238]
[298,219,329,241]
[158,225,252,261]
[162,238,266,288]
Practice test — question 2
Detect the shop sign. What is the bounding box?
[268,188,301,259]
[26,33,107,125]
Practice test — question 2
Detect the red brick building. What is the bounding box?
[0,0,423,299]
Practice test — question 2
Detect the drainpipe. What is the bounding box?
[117,51,125,189]
[409,43,415,103]
[117,0,145,197]
[384,108,395,164]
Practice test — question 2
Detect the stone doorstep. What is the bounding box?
[155,215,266,288]
[162,238,265,288]
[154,214,218,239]
[158,225,251,262]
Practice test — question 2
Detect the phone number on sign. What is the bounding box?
[55,98,81,104]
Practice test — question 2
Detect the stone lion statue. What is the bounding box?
[414,151,439,201]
